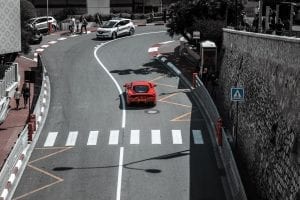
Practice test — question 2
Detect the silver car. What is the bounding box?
[27,16,58,33]
[96,18,135,39]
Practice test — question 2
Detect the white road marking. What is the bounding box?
[159,40,174,45]
[130,130,140,144]
[41,44,49,48]
[44,132,58,147]
[94,42,126,128]
[148,47,159,52]
[193,130,204,144]
[57,37,67,40]
[172,130,183,144]
[70,34,78,37]
[109,130,119,145]
[116,147,124,200]
[20,56,35,62]
[65,131,78,146]
[87,131,99,146]
[48,40,57,44]
[35,48,44,52]
[151,130,161,144]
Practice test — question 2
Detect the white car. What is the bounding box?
[96,18,135,39]
[27,16,58,33]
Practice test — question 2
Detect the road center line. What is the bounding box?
[94,30,166,200]
[116,147,124,200]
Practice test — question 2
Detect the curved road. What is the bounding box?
[13,26,226,200]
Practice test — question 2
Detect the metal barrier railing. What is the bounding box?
[0,56,49,196]
[0,63,18,98]
[157,55,247,200]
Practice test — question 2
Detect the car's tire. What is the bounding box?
[129,28,135,36]
[112,32,117,40]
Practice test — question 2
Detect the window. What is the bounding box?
[133,85,149,93]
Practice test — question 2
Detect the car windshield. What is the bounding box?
[133,85,149,93]
[102,21,117,28]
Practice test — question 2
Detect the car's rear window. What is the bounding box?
[133,85,149,93]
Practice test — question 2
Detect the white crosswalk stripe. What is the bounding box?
[192,130,204,144]
[151,130,161,144]
[42,129,204,147]
[130,130,140,144]
[109,130,119,145]
[87,131,99,146]
[66,131,78,146]
[172,130,183,144]
[44,132,58,147]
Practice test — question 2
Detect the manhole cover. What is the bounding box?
[145,109,160,114]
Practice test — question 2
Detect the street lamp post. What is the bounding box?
[47,0,49,34]
[160,0,163,13]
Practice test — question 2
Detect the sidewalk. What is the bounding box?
[0,56,37,169]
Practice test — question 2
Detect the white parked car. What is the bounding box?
[27,16,58,33]
[96,18,135,39]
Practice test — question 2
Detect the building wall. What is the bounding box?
[0,0,21,55]
[87,0,110,14]
[219,29,300,200]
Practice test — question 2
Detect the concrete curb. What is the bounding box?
[136,23,165,26]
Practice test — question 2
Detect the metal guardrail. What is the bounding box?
[157,55,247,200]
[0,55,49,197]
[0,63,18,98]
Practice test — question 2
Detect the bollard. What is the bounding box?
[192,73,198,87]
[216,118,223,146]
[28,122,34,141]
[48,22,52,33]
[29,114,36,131]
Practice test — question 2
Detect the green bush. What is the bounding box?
[131,13,149,19]
[55,8,77,21]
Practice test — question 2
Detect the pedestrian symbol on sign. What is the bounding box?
[231,87,244,101]
[233,90,242,99]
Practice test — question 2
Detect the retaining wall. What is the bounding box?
[219,29,300,200]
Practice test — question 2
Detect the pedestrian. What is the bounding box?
[14,87,21,110]
[252,14,259,32]
[81,15,88,34]
[22,83,30,108]
[275,18,284,35]
[68,16,75,34]
[96,13,103,26]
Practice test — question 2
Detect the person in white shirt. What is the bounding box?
[14,87,21,110]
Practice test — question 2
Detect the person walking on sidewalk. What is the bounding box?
[14,87,21,110]
[22,83,30,108]
[80,15,88,34]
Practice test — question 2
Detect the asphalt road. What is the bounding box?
[13,26,226,200]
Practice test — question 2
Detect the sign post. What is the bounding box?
[192,31,200,51]
[231,87,245,148]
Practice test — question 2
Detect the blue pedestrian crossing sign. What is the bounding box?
[231,87,245,101]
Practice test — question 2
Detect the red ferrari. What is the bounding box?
[123,81,157,106]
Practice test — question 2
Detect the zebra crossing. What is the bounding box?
[42,129,204,147]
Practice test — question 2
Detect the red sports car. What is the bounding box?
[123,81,157,106]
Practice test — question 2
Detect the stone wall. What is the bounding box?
[219,29,300,200]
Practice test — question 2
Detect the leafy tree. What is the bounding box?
[20,0,36,54]
[166,0,243,48]
[20,0,36,22]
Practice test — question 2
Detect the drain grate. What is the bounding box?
[145,109,160,114]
